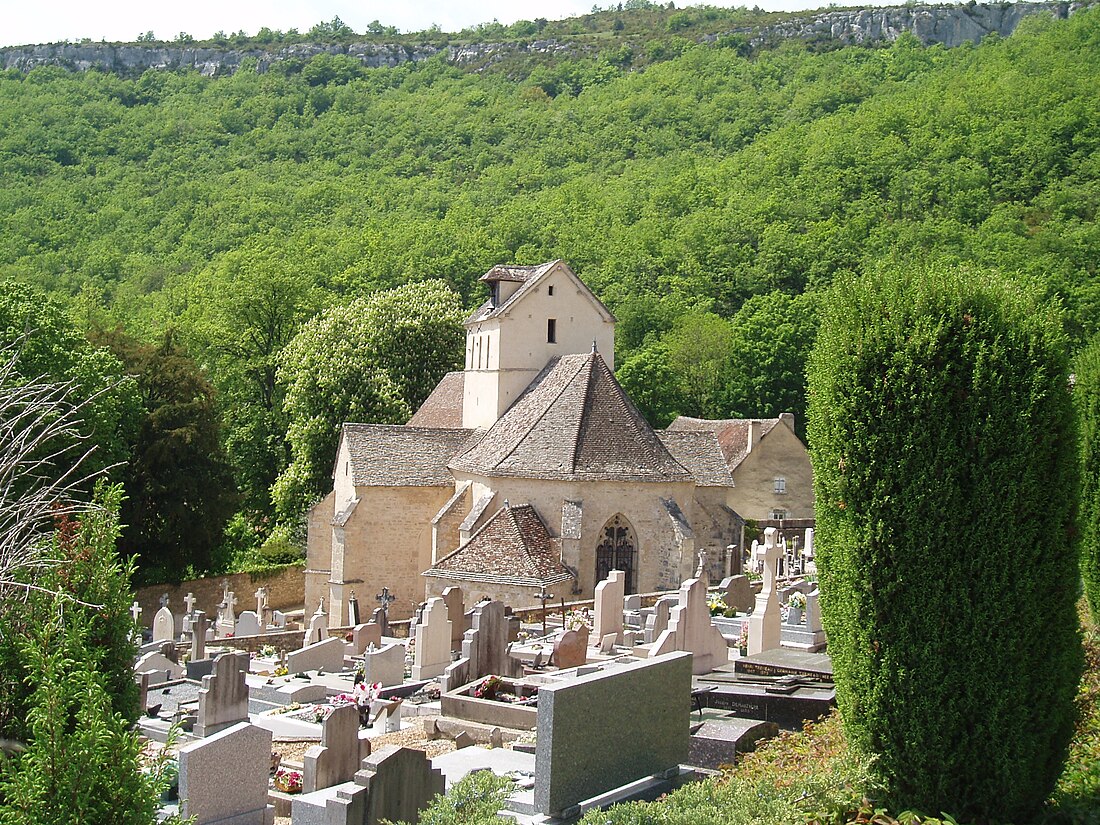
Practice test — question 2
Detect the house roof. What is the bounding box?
[657,430,735,487]
[465,260,616,325]
[340,424,472,487]
[424,503,574,588]
[406,371,465,429]
[450,351,692,483]
[666,416,784,471]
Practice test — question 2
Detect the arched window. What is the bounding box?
[595,515,638,595]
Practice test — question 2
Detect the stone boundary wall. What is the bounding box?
[133,564,304,626]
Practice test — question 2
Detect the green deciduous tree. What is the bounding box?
[806,263,1082,821]
[1075,335,1100,621]
[723,291,818,436]
[274,280,465,521]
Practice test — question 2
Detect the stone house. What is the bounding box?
[305,261,813,620]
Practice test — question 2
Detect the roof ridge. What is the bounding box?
[568,355,598,475]
[490,355,586,470]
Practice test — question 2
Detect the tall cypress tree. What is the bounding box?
[1075,336,1100,621]
[807,264,1082,821]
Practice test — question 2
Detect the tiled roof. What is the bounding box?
[451,352,692,482]
[424,503,574,588]
[407,371,465,428]
[666,416,783,471]
[465,260,615,325]
[341,424,471,487]
[657,430,735,487]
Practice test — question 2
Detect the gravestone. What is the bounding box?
[134,670,151,714]
[195,652,249,738]
[235,611,261,638]
[304,600,328,647]
[534,652,691,819]
[179,721,274,825]
[152,596,175,643]
[134,651,185,684]
[218,587,238,637]
[441,586,465,652]
[440,600,520,692]
[359,747,445,825]
[644,595,677,644]
[352,622,382,655]
[412,597,452,680]
[304,704,367,793]
[748,528,782,656]
[347,591,361,626]
[361,643,404,686]
[688,718,779,770]
[593,570,625,645]
[782,588,827,652]
[189,610,207,662]
[552,626,589,669]
[272,610,288,628]
[651,577,729,674]
[288,636,346,675]
[719,574,754,613]
[623,594,641,612]
[599,633,617,654]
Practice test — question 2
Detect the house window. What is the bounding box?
[548,285,555,296]
[771,509,788,520]
[774,477,787,495]
[547,318,557,344]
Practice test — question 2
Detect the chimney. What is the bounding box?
[779,412,795,431]
[746,420,757,453]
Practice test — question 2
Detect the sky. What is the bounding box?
[0,0,900,49]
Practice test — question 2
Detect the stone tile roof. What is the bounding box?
[465,260,615,325]
[657,431,735,487]
[451,352,692,482]
[424,503,575,588]
[341,424,472,487]
[407,371,465,428]
[666,416,783,471]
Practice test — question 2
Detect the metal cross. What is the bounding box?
[537,587,554,636]
[375,587,396,615]
[130,601,142,623]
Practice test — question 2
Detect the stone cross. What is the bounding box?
[695,549,708,584]
[130,601,142,624]
[254,587,266,618]
[747,528,782,655]
[184,592,197,616]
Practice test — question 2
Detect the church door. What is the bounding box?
[595,515,638,595]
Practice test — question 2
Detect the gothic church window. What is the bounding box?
[596,515,637,594]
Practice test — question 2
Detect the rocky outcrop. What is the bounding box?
[728,1,1094,49]
[0,2,1093,76]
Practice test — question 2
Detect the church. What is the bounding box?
[304,261,813,621]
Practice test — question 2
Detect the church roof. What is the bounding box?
[657,430,735,487]
[341,424,472,487]
[450,351,692,482]
[424,503,574,588]
[407,371,465,428]
[466,260,615,325]
[666,416,783,471]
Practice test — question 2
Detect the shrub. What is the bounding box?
[1075,336,1100,621]
[806,264,1083,821]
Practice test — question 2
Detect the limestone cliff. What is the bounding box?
[0,1,1093,76]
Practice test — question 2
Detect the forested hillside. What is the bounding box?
[0,5,1097,580]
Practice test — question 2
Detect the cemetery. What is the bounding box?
[130,526,832,824]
